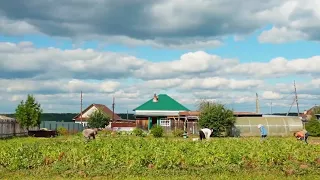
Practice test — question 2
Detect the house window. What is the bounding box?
[159,119,171,127]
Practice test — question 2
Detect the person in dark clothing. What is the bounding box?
[199,130,206,140]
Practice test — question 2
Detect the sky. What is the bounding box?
[1,0,320,114]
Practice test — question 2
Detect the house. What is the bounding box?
[298,105,320,121]
[72,103,121,127]
[133,94,190,130]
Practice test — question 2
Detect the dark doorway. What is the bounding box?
[152,117,157,126]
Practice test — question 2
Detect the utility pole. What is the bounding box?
[270,101,273,114]
[294,80,300,116]
[80,91,83,125]
[112,96,115,122]
[127,110,129,120]
[256,93,260,113]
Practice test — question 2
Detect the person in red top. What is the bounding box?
[294,129,309,144]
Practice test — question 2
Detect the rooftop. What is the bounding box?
[133,94,190,111]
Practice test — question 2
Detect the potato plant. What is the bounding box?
[0,136,319,176]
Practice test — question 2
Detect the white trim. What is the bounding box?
[159,119,171,127]
[135,110,183,116]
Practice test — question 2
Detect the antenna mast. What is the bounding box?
[112,96,115,122]
[256,93,260,113]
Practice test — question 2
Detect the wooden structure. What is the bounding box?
[134,94,189,130]
[0,115,39,138]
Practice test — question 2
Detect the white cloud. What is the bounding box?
[258,26,308,43]
[262,91,283,100]
[1,0,320,47]
[0,41,320,113]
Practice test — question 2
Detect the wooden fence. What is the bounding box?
[162,121,200,134]
[0,119,38,138]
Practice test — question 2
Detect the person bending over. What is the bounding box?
[258,124,267,140]
[199,128,213,140]
[294,129,309,144]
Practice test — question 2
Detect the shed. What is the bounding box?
[233,117,303,137]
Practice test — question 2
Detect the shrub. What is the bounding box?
[57,127,68,136]
[150,125,164,138]
[101,129,113,136]
[133,128,144,137]
[306,118,320,137]
[172,129,184,137]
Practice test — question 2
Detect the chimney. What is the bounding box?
[153,93,158,102]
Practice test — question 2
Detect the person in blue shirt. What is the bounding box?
[258,124,267,139]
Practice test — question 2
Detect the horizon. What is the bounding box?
[1,1,319,114]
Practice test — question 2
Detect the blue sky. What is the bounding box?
[1,0,320,114]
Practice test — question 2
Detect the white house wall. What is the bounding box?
[135,110,182,116]
[82,106,98,118]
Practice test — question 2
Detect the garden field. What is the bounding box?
[0,134,320,180]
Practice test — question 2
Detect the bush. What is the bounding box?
[100,129,113,136]
[306,119,320,137]
[133,128,144,137]
[172,129,184,137]
[57,127,68,136]
[150,125,164,138]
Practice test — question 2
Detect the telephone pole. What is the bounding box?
[112,96,115,122]
[270,101,273,114]
[80,91,83,124]
[256,93,260,113]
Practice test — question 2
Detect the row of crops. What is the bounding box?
[1,136,320,176]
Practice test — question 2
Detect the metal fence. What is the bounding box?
[40,121,84,132]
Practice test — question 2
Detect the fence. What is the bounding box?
[40,121,84,132]
[0,119,38,138]
[0,120,84,138]
[161,121,200,135]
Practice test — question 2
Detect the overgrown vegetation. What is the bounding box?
[198,100,236,136]
[306,118,320,137]
[150,125,164,138]
[172,129,184,137]
[57,127,68,136]
[15,94,43,131]
[132,128,144,137]
[0,136,319,179]
[87,109,110,128]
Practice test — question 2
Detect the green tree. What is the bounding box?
[15,94,43,131]
[306,118,320,137]
[198,100,236,137]
[87,109,110,128]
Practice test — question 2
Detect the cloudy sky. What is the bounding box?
[1,0,320,114]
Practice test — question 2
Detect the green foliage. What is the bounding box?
[87,109,110,128]
[150,125,164,138]
[198,100,236,137]
[15,94,43,130]
[172,129,184,137]
[1,136,320,178]
[306,118,320,137]
[133,128,144,137]
[57,127,68,136]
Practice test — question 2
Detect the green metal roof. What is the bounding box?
[133,94,190,111]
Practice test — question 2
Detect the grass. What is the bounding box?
[0,134,320,180]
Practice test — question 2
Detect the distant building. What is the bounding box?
[72,103,121,127]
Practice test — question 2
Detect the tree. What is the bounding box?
[15,94,43,131]
[198,100,236,137]
[87,109,110,128]
[306,118,320,137]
